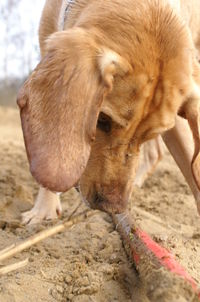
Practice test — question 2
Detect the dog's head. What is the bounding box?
[17,26,200,213]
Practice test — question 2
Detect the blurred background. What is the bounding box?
[0,0,45,106]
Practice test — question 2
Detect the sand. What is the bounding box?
[0,106,200,302]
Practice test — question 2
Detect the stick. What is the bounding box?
[0,244,15,256]
[0,258,29,275]
[0,210,96,263]
[112,212,200,302]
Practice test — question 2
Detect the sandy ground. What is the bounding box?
[0,106,200,302]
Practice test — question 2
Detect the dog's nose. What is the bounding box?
[93,192,105,205]
[91,190,127,214]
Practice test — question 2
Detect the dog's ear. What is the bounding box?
[98,48,132,92]
[17,29,131,192]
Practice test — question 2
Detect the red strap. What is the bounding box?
[134,229,200,297]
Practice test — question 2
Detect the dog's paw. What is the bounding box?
[21,202,62,225]
[22,188,62,225]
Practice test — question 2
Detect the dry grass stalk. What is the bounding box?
[0,258,29,275]
[0,244,15,256]
[0,210,96,263]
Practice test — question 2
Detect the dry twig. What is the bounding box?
[0,258,29,275]
[0,210,96,263]
[0,244,15,256]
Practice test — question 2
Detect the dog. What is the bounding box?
[17,0,200,224]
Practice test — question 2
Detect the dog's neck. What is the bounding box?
[57,0,77,31]
[64,0,79,28]
[63,0,91,29]
[65,0,75,18]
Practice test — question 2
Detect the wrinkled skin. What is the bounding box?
[79,52,199,212]
[18,0,200,214]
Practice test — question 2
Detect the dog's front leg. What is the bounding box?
[162,116,200,214]
[22,187,62,224]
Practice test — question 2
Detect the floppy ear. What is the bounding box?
[17,28,131,192]
[182,59,200,190]
[98,48,132,91]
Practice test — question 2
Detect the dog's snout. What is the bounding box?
[93,192,105,205]
[91,191,112,212]
[90,186,129,214]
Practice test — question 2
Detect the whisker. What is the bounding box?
[75,183,90,207]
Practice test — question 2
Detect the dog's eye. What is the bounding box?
[97,112,112,133]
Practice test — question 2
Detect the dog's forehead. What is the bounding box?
[103,71,157,118]
[101,68,185,145]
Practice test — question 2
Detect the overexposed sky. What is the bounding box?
[0,0,45,79]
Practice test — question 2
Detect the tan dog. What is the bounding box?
[18,0,200,224]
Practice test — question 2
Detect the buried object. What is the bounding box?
[113,213,200,302]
